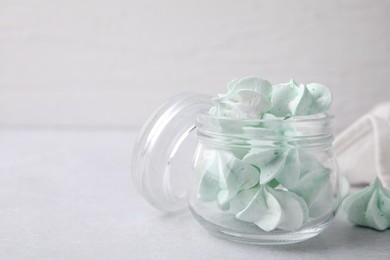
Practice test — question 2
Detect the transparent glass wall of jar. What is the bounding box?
[189,112,340,245]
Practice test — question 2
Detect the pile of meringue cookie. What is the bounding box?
[195,76,390,232]
[195,77,335,232]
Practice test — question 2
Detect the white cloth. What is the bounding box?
[334,102,390,190]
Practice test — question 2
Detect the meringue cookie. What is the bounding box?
[242,148,334,217]
[269,81,331,117]
[305,83,332,114]
[343,178,390,231]
[231,185,309,231]
[268,80,301,117]
[242,149,287,185]
[210,77,273,119]
[210,77,331,119]
[226,77,273,98]
[276,149,334,217]
[195,149,259,205]
[217,155,259,206]
[216,90,272,119]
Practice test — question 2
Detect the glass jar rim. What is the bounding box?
[196,112,335,146]
[197,112,334,125]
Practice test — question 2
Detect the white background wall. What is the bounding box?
[1,0,390,131]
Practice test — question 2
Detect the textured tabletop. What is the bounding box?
[0,129,389,259]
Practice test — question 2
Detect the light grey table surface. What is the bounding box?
[0,129,389,259]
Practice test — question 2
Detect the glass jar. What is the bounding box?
[132,93,340,245]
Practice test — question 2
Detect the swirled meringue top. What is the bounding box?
[230,185,309,232]
[209,77,331,119]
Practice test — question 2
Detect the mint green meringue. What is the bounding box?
[243,148,333,218]
[343,178,390,231]
[195,150,259,205]
[230,185,309,231]
[194,77,335,232]
[210,77,273,119]
[243,149,287,185]
[276,149,333,217]
[270,81,331,117]
[227,77,273,98]
[210,77,331,119]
